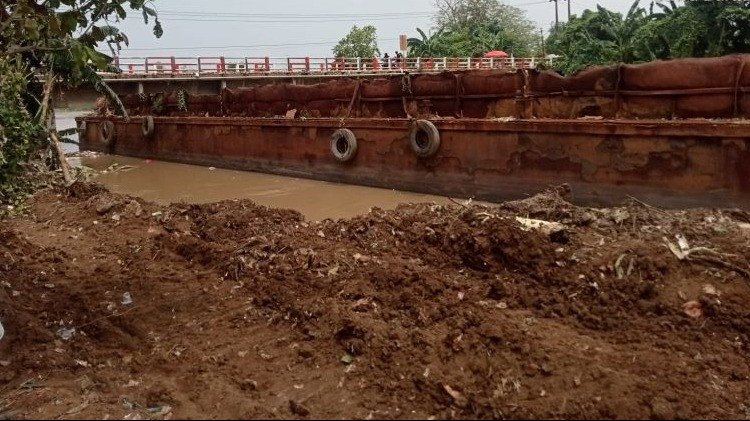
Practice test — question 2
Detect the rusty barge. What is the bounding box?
[78,55,750,208]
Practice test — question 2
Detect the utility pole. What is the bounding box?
[550,0,559,28]
[540,28,545,56]
[565,0,571,20]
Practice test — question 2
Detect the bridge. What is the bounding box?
[59,55,553,109]
[104,55,552,79]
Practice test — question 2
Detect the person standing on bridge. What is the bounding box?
[394,51,404,69]
[382,53,390,69]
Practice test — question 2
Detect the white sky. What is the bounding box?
[112,0,634,58]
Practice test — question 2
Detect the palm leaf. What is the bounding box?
[81,66,128,119]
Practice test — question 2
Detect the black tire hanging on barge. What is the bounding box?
[77,120,87,140]
[142,115,155,138]
[409,119,440,158]
[99,120,115,147]
[330,128,358,162]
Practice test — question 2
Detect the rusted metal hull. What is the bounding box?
[77,116,750,209]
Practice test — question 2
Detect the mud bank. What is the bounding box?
[0,184,749,419]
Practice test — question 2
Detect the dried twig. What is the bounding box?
[626,195,673,217]
[692,255,750,279]
[447,197,471,209]
[664,237,749,278]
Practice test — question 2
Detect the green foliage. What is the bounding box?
[1,0,163,111]
[545,7,634,74]
[408,28,443,57]
[0,1,162,204]
[421,0,537,57]
[634,0,750,59]
[332,25,380,57]
[177,91,188,112]
[152,94,165,114]
[0,58,42,202]
[408,27,474,57]
[547,0,750,74]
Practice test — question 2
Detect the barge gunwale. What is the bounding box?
[77,115,750,138]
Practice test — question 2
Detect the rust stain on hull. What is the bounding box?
[77,116,750,209]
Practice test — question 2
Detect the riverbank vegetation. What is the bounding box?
[0,0,161,204]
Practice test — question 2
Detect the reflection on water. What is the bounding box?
[79,155,453,221]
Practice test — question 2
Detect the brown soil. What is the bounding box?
[1,183,750,420]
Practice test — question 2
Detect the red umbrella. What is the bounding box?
[483,50,509,58]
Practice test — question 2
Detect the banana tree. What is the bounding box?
[0,0,163,190]
[407,28,445,57]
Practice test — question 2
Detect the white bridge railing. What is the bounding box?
[105,56,553,77]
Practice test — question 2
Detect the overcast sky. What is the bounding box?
[112,0,633,58]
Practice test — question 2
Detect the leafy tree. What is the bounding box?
[0,0,162,201]
[432,0,537,56]
[546,1,650,74]
[547,0,750,73]
[408,28,447,57]
[408,27,477,57]
[634,0,750,59]
[332,25,380,57]
[0,58,42,202]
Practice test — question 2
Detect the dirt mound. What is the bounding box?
[1,184,749,419]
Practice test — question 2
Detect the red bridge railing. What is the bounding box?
[107,56,553,77]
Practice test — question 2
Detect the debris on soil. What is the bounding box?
[56,327,75,341]
[340,354,354,365]
[682,301,703,318]
[0,183,749,419]
[515,216,567,236]
[65,150,102,158]
[289,400,310,417]
[121,292,133,306]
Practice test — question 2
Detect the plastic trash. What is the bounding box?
[0,320,4,341]
[57,327,75,341]
[121,292,133,306]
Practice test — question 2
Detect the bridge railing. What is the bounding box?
[109,56,552,76]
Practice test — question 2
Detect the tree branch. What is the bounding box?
[76,0,101,13]
[2,45,68,56]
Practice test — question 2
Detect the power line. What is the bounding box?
[505,0,550,6]
[111,38,400,52]
[156,10,434,18]
[156,16,432,23]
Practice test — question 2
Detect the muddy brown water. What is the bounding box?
[75,155,455,221]
[60,109,472,220]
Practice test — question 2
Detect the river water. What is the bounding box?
[77,155,451,221]
[58,109,455,220]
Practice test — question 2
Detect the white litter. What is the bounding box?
[57,327,76,341]
[121,292,133,306]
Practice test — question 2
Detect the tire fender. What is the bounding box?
[409,119,441,158]
[330,128,358,162]
[142,115,155,138]
[99,120,115,147]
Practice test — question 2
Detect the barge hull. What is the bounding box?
[78,117,750,209]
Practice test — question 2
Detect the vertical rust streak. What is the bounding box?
[734,59,746,117]
[517,69,531,119]
[401,74,413,118]
[454,73,464,118]
[344,79,362,120]
[614,64,623,118]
